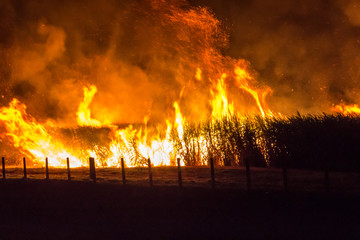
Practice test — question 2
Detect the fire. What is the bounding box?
[173,101,184,139]
[234,66,271,117]
[0,99,83,167]
[195,68,202,81]
[0,64,275,168]
[210,73,234,119]
[77,85,102,127]
[108,102,185,167]
[0,1,293,168]
[136,116,174,166]
[331,104,360,115]
[108,125,138,167]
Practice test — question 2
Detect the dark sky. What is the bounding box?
[0,0,359,123]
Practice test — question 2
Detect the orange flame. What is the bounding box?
[77,85,103,127]
[234,66,271,117]
[0,99,83,167]
[0,69,277,168]
[108,103,185,167]
[331,104,360,115]
[210,73,234,119]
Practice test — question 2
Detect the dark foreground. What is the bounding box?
[0,180,359,240]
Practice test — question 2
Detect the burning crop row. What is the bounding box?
[0,51,275,168]
[1,90,360,171]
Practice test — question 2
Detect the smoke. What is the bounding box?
[340,0,360,26]
[0,0,231,124]
[0,0,360,125]
[191,0,360,114]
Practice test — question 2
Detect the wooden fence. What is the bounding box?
[0,156,358,194]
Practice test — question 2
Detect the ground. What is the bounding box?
[0,167,359,239]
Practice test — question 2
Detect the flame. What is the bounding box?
[195,68,202,81]
[234,66,271,117]
[108,102,186,167]
[108,125,137,167]
[0,69,276,168]
[331,104,360,115]
[173,101,184,139]
[0,99,83,167]
[0,64,275,168]
[210,73,234,119]
[136,116,173,166]
[0,3,286,168]
[77,85,102,127]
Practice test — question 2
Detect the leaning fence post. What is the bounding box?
[45,157,49,180]
[245,158,251,191]
[89,157,96,183]
[210,157,215,189]
[2,157,5,180]
[23,157,27,179]
[66,157,71,181]
[121,158,126,185]
[177,158,182,188]
[148,158,153,187]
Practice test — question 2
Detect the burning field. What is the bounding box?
[1,0,360,239]
[0,0,360,170]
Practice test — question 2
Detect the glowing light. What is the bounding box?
[0,99,83,167]
[77,85,102,127]
[331,104,360,115]
[210,74,234,119]
[234,66,268,117]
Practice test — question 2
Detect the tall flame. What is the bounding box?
[234,66,270,117]
[108,104,183,167]
[0,99,82,167]
[77,85,102,127]
[210,73,234,119]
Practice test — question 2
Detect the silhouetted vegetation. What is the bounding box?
[260,113,360,171]
[175,114,360,171]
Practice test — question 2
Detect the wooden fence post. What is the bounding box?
[148,158,153,187]
[89,157,96,183]
[2,157,5,180]
[245,158,251,191]
[177,158,182,188]
[45,157,49,180]
[121,158,126,185]
[66,157,71,181]
[23,157,27,179]
[210,157,215,189]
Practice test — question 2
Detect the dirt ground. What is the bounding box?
[0,167,359,239]
[2,166,359,193]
